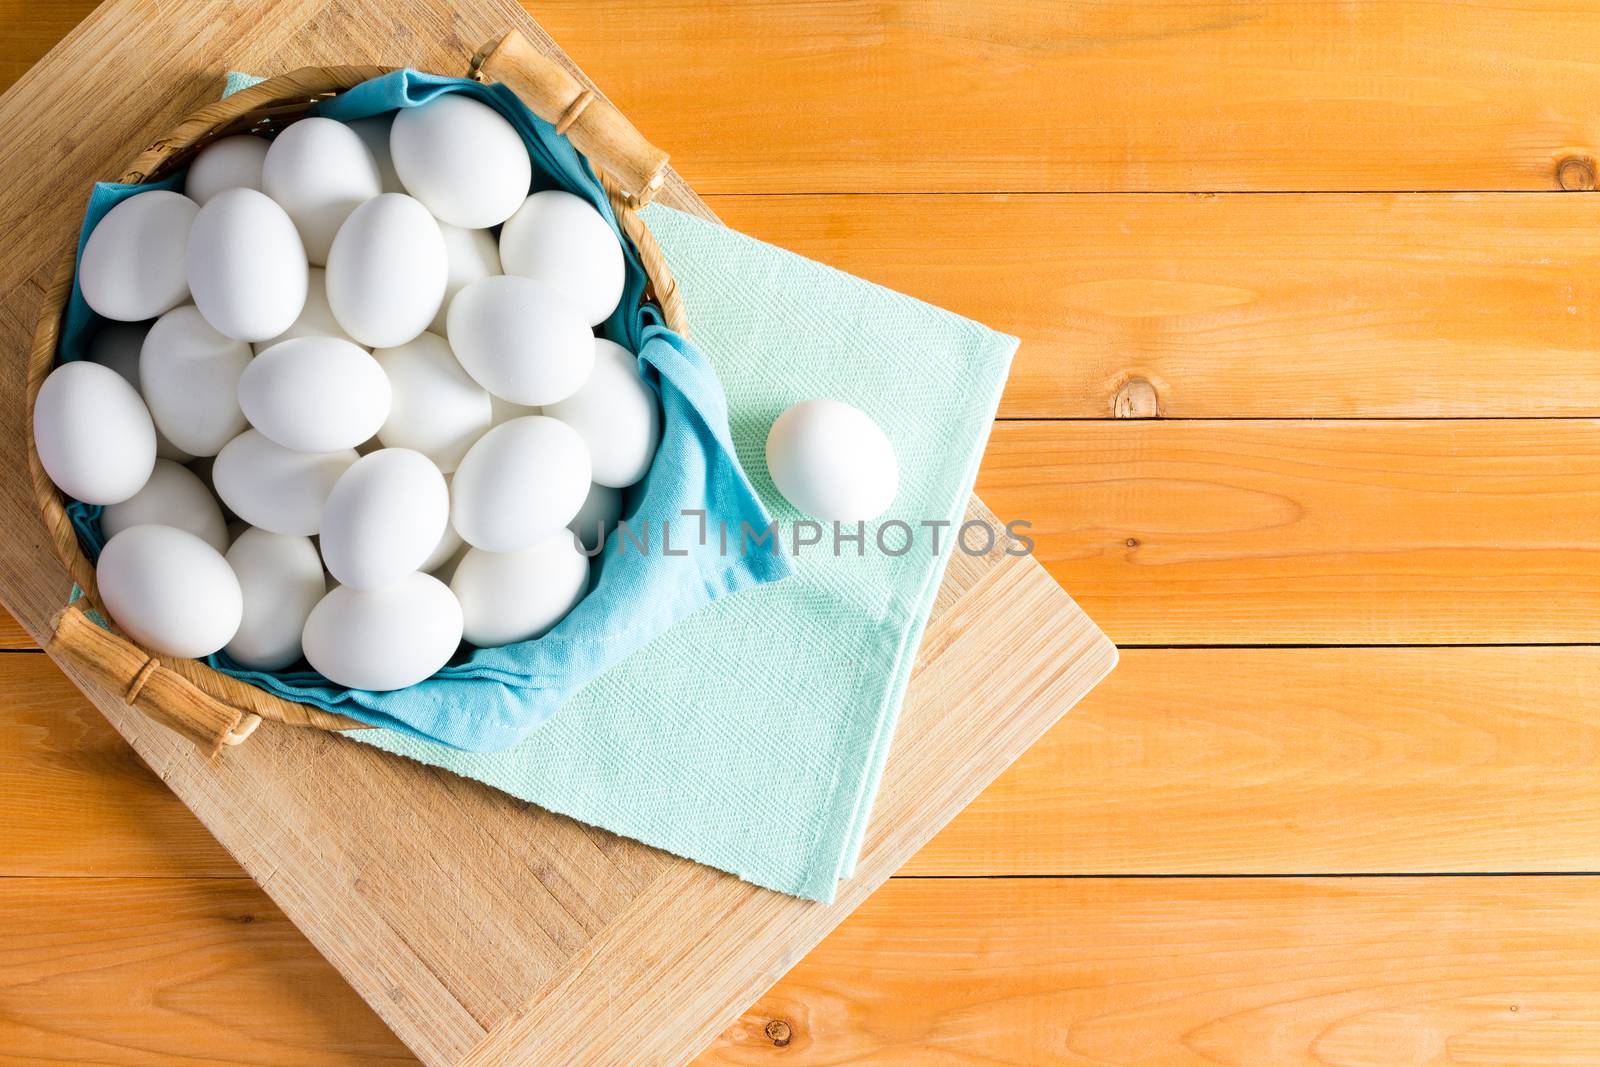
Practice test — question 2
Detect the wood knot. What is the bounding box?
[764,1019,793,1047]
[1557,156,1597,191]
[1113,377,1161,419]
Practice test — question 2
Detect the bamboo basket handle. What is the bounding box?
[470,29,669,208]
[48,604,262,752]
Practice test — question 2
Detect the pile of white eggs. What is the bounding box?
[35,95,661,692]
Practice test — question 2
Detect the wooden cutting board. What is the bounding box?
[0,1,1117,1063]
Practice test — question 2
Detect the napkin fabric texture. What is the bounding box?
[359,204,1018,901]
[58,72,790,753]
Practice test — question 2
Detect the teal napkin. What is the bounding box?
[358,205,1017,901]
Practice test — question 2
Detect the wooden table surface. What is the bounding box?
[6,2,1600,1063]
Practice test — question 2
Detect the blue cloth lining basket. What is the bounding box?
[30,33,790,754]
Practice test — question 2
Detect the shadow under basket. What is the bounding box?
[28,29,684,754]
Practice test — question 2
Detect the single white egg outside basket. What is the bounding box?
[765,399,899,522]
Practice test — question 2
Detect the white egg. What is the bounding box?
[489,395,540,427]
[451,415,591,552]
[319,449,448,590]
[239,337,391,452]
[447,276,593,406]
[325,193,447,348]
[211,430,358,535]
[543,339,659,488]
[302,572,463,690]
[33,361,156,505]
[765,399,899,521]
[499,190,625,327]
[140,305,252,457]
[422,512,463,572]
[451,531,589,647]
[373,332,491,473]
[79,190,197,322]
[96,524,241,658]
[388,95,530,228]
[252,268,365,353]
[101,459,228,552]
[430,223,502,333]
[184,135,269,205]
[344,114,403,193]
[224,527,327,670]
[261,117,383,265]
[186,187,309,342]
[568,482,622,552]
[87,321,192,461]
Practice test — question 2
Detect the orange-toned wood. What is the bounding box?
[11,873,1600,1067]
[6,1,1600,1065]
[0,610,31,647]
[15,2,1600,196]
[531,0,1600,194]
[0,0,95,91]
[910,647,1600,875]
[0,652,239,878]
[707,192,1600,419]
[16,647,1600,882]
[703,877,1600,1065]
[0,3,1119,1064]
[980,419,1600,645]
[0,876,413,1064]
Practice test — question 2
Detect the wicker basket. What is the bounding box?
[27,30,682,754]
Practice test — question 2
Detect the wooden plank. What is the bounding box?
[910,647,1600,875]
[531,0,1600,194]
[702,876,1600,1065]
[18,874,1600,1066]
[707,192,1600,419]
[0,609,33,648]
[0,0,96,92]
[0,876,414,1065]
[15,3,1600,196]
[14,646,1600,881]
[0,652,240,878]
[0,5,1116,1062]
[979,419,1600,646]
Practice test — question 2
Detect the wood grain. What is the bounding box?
[0,614,31,648]
[979,419,1600,645]
[6,2,1597,1066]
[0,877,414,1065]
[703,877,1600,1066]
[909,647,1600,875]
[0,0,95,91]
[14,647,1600,882]
[0,7,1115,1063]
[20,869,1594,1066]
[0,652,239,878]
[16,875,1600,1067]
[706,193,1600,419]
[531,0,1600,194]
[21,2,1600,197]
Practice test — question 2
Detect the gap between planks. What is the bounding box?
[9,874,1600,1067]
[14,646,1600,881]
[10,418,1600,649]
